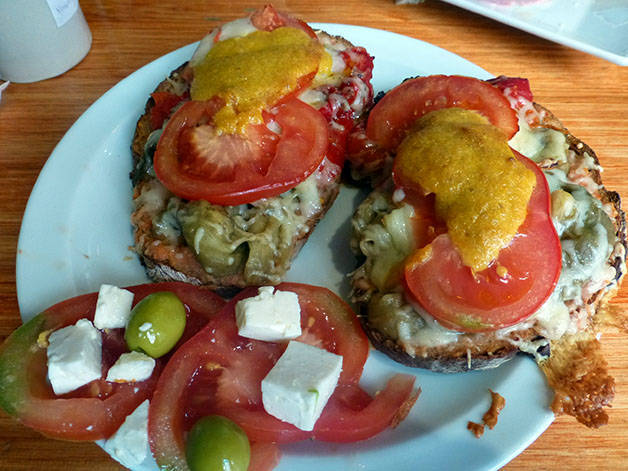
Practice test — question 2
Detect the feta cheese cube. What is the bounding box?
[261,341,342,431]
[106,351,155,383]
[93,284,134,330]
[235,286,302,342]
[47,319,102,395]
[103,400,151,469]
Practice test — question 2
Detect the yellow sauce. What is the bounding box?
[316,48,333,79]
[191,27,324,134]
[396,108,536,272]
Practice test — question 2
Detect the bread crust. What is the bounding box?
[361,312,520,373]
[352,103,626,374]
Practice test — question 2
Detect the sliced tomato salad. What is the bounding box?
[0,282,225,441]
[149,283,419,469]
[403,150,562,332]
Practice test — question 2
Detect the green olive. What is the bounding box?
[125,291,186,358]
[186,415,250,471]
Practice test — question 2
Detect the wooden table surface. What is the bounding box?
[1,0,627,469]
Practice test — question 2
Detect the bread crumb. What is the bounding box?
[468,389,506,438]
[483,389,505,429]
[467,421,484,438]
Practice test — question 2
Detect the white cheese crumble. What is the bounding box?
[261,341,342,431]
[189,17,258,67]
[103,400,151,469]
[106,351,156,383]
[47,319,102,395]
[217,17,257,41]
[392,188,406,203]
[235,286,302,342]
[93,284,134,330]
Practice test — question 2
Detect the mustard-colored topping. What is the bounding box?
[396,108,536,272]
[311,50,334,87]
[191,27,324,134]
[317,50,333,77]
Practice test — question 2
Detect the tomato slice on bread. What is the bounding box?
[365,75,520,150]
[151,5,339,206]
[154,98,329,205]
[0,283,225,441]
[149,283,418,468]
[357,74,561,333]
[403,150,561,332]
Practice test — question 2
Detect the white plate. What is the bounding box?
[440,0,628,65]
[16,24,554,471]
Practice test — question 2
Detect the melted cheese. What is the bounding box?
[174,165,326,284]
[509,118,567,164]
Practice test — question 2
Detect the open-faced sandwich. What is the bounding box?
[130,5,374,293]
[348,75,626,427]
[0,282,418,470]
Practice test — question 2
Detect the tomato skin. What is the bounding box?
[313,374,419,442]
[340,48,374,86]
[150,92,187,130]
[250,4,317,38]
[154,98,328,205]
[403,151,562,332]
[0,282,224,441]
[149,283,417,468]
[487,75,534,103]
[248,442,282,471]
[365,75,520,151]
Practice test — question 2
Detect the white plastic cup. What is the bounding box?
[0,0,92,83]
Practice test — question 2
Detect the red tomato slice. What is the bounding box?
[154,98,328,205]
[149,283,417,468]
[403,151,561,332]
[487,75,542,125]
[248,442,282,471]
[487,75,534,103]
[313,375,419,442]
[365,75,520,150]
[0,282,224,441]
[150,92,187,130]
[250,4,317,38]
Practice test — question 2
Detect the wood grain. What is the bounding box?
[0,0,627,469]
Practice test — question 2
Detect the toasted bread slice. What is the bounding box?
[130,22,373,293]
[350,99,626,426]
